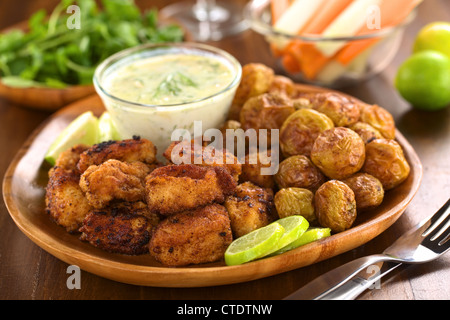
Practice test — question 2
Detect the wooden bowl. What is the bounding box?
[2,86,423,287]
[0,15,189,111]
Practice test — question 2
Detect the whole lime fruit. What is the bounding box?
[413,22,450,59]
[395,50,450,111]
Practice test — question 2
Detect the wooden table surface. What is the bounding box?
[1,0,449,300]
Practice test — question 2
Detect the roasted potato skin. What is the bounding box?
[275,155,326,192]
[362,139,410,190]
[308,92,360,127]
[228,63,275,120]
[268,75,297,98]
[359,104,396,139]
[274,188,316,223]
[240,93,295,134]
[280,108,334,157]
[315,180,357,233]
[348,122,383,144]
[341,173,384,211]
[311,127,365,180]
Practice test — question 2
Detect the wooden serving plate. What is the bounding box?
[2,86,423,287]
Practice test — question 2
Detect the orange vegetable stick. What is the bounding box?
[271,0,292,25]
[336,0,423,65]
[300,0,354,35]
[281,0,353,80]
[282,52,302,74]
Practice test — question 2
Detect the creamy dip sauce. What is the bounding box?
[105,54,234,105]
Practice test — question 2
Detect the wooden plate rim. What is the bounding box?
[2,85,423,287]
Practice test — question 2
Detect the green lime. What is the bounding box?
[224,223,285,266]
[413,22,450,59]
[264,216,309,257]
[98,112,121,142]
[44,111,99,165]
[272,227,331,256]
[395,50,450,111]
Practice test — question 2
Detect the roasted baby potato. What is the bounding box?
[341,173,384,211]
[268,75,297,98]
[359,104,396,139]
[274,188,316,223]
[348,122,383,144]
[228,63,275,120]
[280,108,334,157]
[315,180,357,233]
[362,139,410,190]
[275,155,326,192]
[224,181,276,238]
[308,92,360,127]
[240,93,295,141]
[310,127,366,180]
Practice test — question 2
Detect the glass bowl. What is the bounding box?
[94,42,242,155]
[244,0,416,88]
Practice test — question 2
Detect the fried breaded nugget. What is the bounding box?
[149,204,233,266]
[45,166,92,233]
[77,136,157,173]
[80,159,150,209]
[79,208,154,255]
[145,164,237,216]
[224,181,276,238]
[163,140,242,181]
[55,144,89,172]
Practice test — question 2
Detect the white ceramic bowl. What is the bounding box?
[94,42,242,154]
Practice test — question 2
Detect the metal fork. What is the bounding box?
[284,198,450,300]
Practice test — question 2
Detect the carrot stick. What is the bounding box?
[285,0,353,80]
[300,0,354,35]
[336,0,423,65]
[271,0,292,25]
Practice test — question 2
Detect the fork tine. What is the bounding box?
[422,198,450,238]
[421,199,450,253]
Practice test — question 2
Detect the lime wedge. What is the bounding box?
[225,223,285,266]
[98,112,121,142]
[273,227,331,256]
[263,215,309,257]
[44,111,99,166]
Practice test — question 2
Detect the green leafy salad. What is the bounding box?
[0,0,184,88]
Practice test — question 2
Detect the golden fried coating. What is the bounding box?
[341,173,384,212]
[77,137,157,173]
[280,108,334,157]
[239,149,277,189]
[146,164,237,216]
[149,204,233,266]
[310,127,366,180]
[224,181,276,238]
[359,104,396,139]
[45,166,92,233]
[315,180,357,233]
[163,140,242,182]
[306,92,361,127]
[79,209,154,255]
[275,155,326,192]
[55,144,89,172]
[80,159,150,209]
[274,188,316,223]
[362,139,410,190]
[228,63,275,120]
